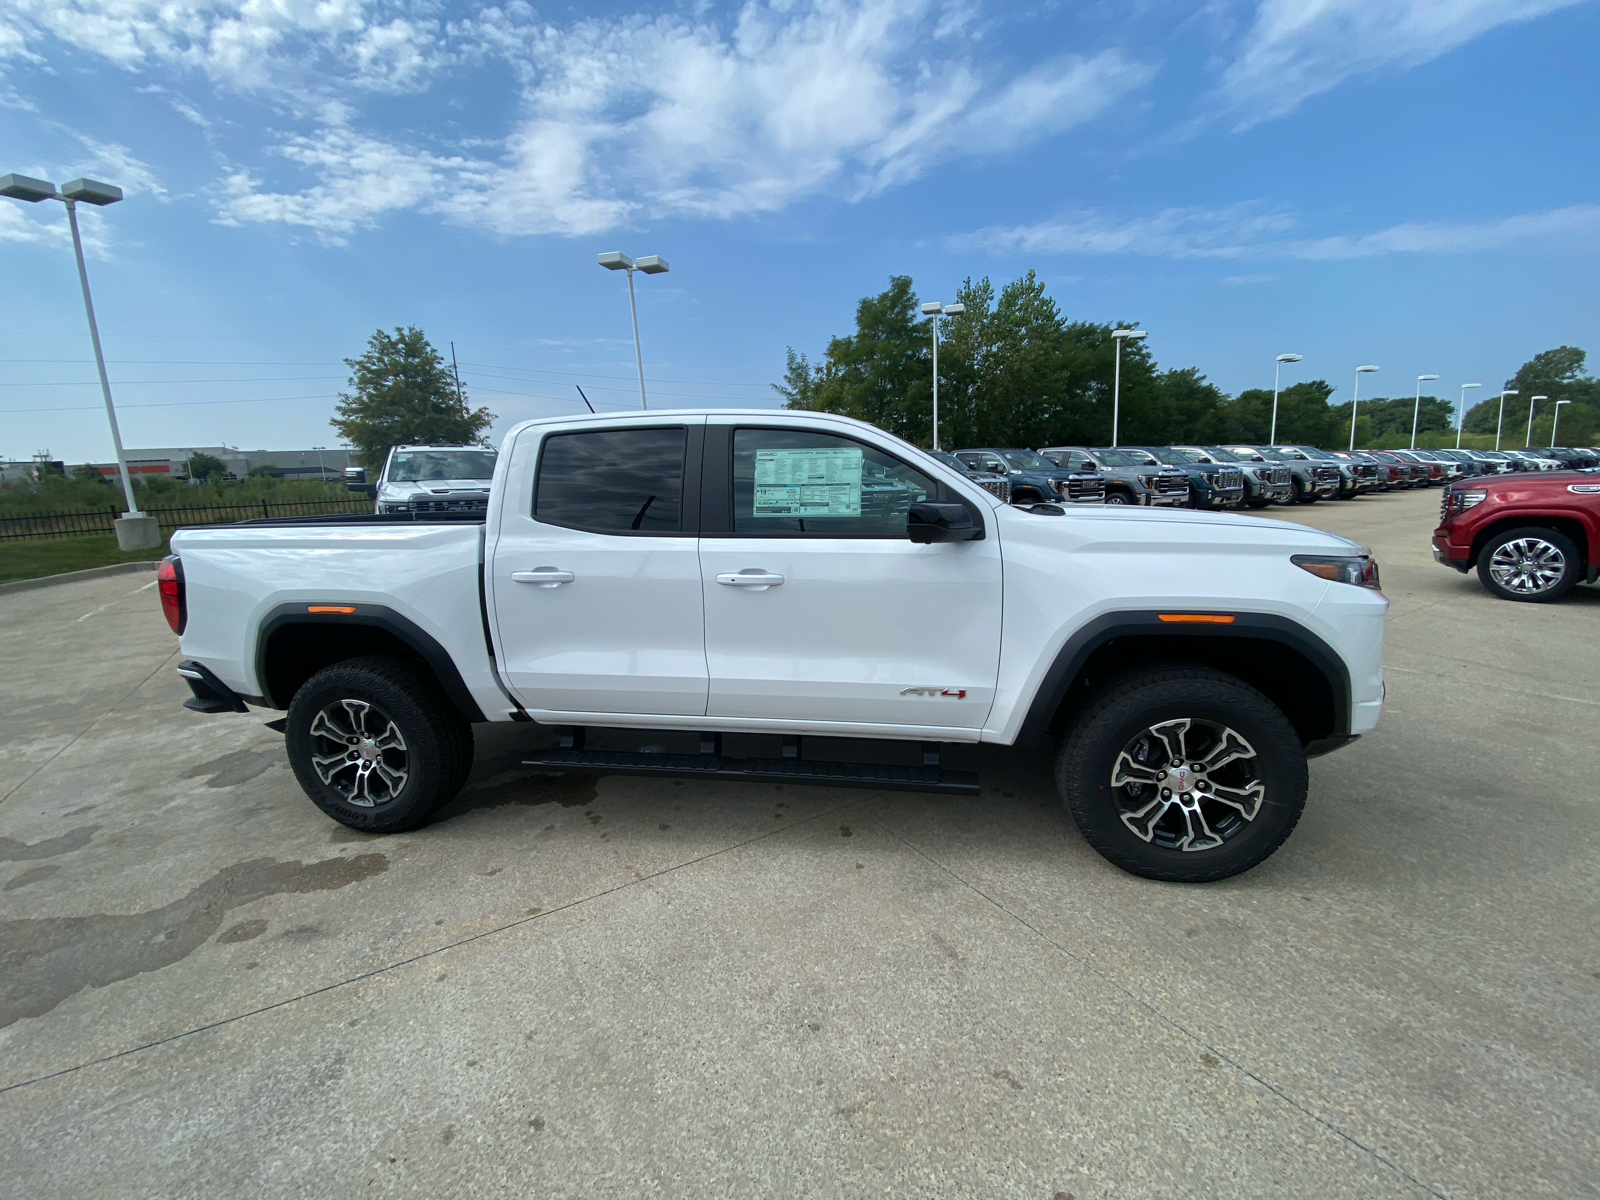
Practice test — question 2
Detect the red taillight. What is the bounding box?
[158,555,185,634]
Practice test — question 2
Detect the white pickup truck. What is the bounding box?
[160,409,1387,882]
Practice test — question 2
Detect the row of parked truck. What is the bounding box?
[928,444,1600,511]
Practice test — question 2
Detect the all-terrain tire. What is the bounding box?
[1104,490,1134,506]
[1476,526,1582,603]
[285,654,474,833]
[1055,666,1308,882]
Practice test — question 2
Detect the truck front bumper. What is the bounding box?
[1431,531,1471,572]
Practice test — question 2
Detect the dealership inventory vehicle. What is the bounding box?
[1126,446,1245,509]
[953,448,1106,504]
[928,450,1011,504]
[1223,446,1339,504]
[372,445,499,515]
[1274,445,1373,499]
[163,410,1386,883]
[1188,446,1293,508]
[1433,469,1600,601]
[1037,446,1190,507]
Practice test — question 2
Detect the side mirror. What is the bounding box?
[908,502,981,543]
[344,467,367,492]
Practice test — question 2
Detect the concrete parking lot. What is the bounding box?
[2,487,1596,1198]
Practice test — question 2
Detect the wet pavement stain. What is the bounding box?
[5,865,58,891]
[183,748,283,788]
[450,772,597,812]
[0,825,100,862]
[217,919,267,944]
[0,852,387,1027]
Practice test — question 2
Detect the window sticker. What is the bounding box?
[753,446,863,517]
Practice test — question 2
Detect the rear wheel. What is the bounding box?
[285,655,474,832]
[1476,526,1581,603]
[1055,667,1308,882]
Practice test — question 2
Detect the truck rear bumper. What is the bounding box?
[176,660,250,714]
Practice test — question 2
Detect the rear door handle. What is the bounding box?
[511,568,575,587]
[716,570,785,590]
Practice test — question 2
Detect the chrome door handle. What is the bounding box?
[716,570,785,590]
[511,568,575,588]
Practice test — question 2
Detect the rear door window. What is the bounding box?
[535,427,686,533]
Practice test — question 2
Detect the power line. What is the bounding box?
[0,375,344,387]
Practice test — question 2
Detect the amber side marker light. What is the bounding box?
[307,605,356,614]
[1158,613,1235,624]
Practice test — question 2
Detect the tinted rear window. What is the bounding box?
[535,427,686,533]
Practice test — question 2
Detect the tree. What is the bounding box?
[1464,346,1598,445]
[1326,395,1452,444]
[332,327,495,469]
[186,452,228,482]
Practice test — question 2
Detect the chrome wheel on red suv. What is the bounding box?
[1478,527,1581,602]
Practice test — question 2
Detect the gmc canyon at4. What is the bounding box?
[162,410,1387,882]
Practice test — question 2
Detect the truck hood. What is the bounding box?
[1003,503,1364,553]
[379,479,492,497]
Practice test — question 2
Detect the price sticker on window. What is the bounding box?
[753,447,863,517]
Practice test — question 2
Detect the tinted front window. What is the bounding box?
[391,449,498,481]
[1144,448,1190,467]
[535,427,685,533]
[1091,449,1140,467]
[1002,450,1055,471]
[1203,447,1242,462]
[733,428,935,536]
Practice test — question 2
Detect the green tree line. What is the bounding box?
[778,274,1596,450]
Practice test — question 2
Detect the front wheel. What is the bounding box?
[285,655,474,832]
[1104,490,1133,506]
[1476,526,1581,602]
[1055,667,1308,882]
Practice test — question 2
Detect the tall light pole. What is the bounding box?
[1551,399,1571,446]
[313,446,327,482]
[1410,373,1439,449]
[1270,353,1303,445]
[919,300,966,450]
[1111,328,1148,448]
[1494,389,1518,450]
[1456,383,1481,449]
[1349,365,1379,451]
[1525,396,1548,447]
[597,251,669,409]
[0,172,158,549]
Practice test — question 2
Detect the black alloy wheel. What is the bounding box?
[1056,666,1308,882]
[285,654,474,832]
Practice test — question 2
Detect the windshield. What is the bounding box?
[1090,448,1141,467]
[389,449,498,482]
[1201,446,1244,462]
[1296,447,1335,460]
[1116,448,1160,466]
[1142,447,1191,467]
[1002,450,1055,471]
[1482,452,1511,460]
[1253,447,1290,462]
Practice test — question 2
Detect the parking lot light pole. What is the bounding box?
[1525,396,1548,447]
[1349,365,1379,451]
[1456,382,1481,449]
[598,251,669,409]
[1270,353,1303,445]
[1410,373,1439,449]
[1551,399,1571,446]
[0,172,156,546]
[1111,328,1148,448]
[919,301,966,450]
[1494,389,1518,451]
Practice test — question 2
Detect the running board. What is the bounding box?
[520,748,980,796]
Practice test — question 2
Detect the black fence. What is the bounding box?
[0,497,375,542]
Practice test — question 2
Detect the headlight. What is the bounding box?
[1292,554,1381,589]
[1137,473,1157,486]
[1458,489,1487,510]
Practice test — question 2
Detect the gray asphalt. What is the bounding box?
[2,487,1596,1199]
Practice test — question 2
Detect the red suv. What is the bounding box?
[1433,471,1600,601]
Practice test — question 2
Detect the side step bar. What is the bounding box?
[523,733,979,796]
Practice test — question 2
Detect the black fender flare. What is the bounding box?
[254,602,487,722]
[1014,610,1352,750]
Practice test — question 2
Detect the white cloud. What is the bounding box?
[217,0,1152,239]
[954,201,1600,261]
[1218,0,1584,126]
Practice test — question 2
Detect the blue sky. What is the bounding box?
[1,0,1596,462]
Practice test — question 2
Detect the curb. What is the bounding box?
[0,558,161,596]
